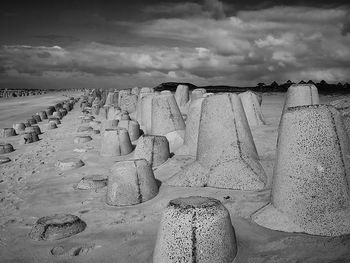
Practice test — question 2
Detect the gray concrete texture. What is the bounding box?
[166,93,266,190]
[134,135,170,167]
[252,105,350,236]
[190,88,206,102]
[106,159,159,206]
[330,98,350,137]
[239,91,265,127]
[175,98,204,156]
[175,84,190,114]
[151,94,185,136]
[100,128,133,157]
[153,196,237,263]
[282,84,319,112]
[117,120,140,142]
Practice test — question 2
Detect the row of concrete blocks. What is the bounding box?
[0,90,45,98]
[84,86,265,156]
[0,89,83,99]
[0,97,79,164]
[87,84,350,237]
[29,84,350,263]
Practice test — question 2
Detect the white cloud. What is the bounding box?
[1,5,350,86]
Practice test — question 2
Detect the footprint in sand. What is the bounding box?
[50,244,95,257]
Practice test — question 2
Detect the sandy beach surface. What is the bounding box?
[0,92,349,263]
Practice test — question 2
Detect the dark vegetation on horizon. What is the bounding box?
[155,80,350,94]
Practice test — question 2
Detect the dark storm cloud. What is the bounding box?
[1,0,350,87]
[143,0,228,19]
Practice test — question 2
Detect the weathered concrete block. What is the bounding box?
[134,135,170,167]
[106,159,158,206]
[153,196,237,263]
[175,98,204,156]
[0,143,14,154]
[252,105,350,236]
[167,93,266,190]
[239,91,265,127]
[0,128,17,138]
[118,120,140,141]
[100,128,133,157]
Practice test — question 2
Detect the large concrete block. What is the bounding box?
[175,98,204,156]
[190,88,206,102]
[167,93,266,190]
[0,128,17,138]
[119,94,138,113]
[252,105,350,236]
[239,91,265,127]
[100,128,133,157]
[282,84,319,113]
[104,91,118,106]
[106,159,159,206]
[330,98,350,137]
[151,94,185,152]
[153,196,237,263]
[134,135,170,167]
[175,84,189,114]
[117,120,140,142]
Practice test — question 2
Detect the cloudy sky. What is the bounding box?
[1,0,350,89]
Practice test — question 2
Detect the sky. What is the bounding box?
[1,0,350,89]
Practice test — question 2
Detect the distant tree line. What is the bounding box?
[155,80,350,94]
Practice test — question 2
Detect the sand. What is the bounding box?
[0,92,349,262]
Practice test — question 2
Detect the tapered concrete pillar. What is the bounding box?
[118,120,140,141]
[175,98,204,156]
[48,117,61,125]
[101,119,119,133]
[120,94,138,113]
[167,93,266,190]
[25,125,42,135]
[106,159,158,206]
[153,196,237,263]
[118,89,131,105]
[239,91,265,127]
[100,128,133,157]
[47,121,58,130]
[151,94,185,152]
[22,132,39,144]
[105,92,118,106]
[131,87,140,95]
[46,108,54,116]
[190,88,206,101]
[134,135,170,167]
[0,143,14,154]
[282,84,319,113]
[59,108,67,117]
[140,87,154,94]
[120,111,130,120]
[175,84,189,113]
[107,106,121,120]
[330,98,350,137]
[37,111,48,120]
[13,123,26,134]
[52,111,62,120]
[137,93,156,132]
[160,90,171,95]
[32,115,42,123]
[27,118,37,125]
[252,105,350,236]
[0,128,17,138]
